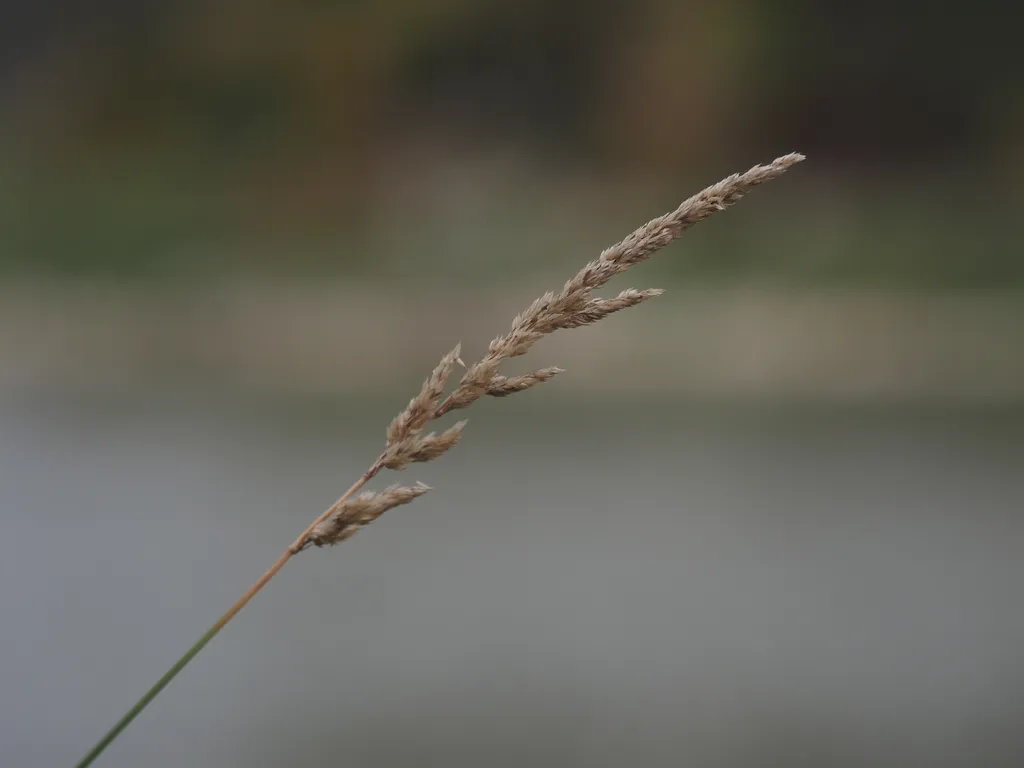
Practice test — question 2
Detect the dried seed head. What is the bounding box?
[308,483,431,546]
[597,153,805,274]
[386,343,462,446]
[426,156,802,424]
[434,359,501,415]
[370,155,800,484]
[487,367,565,397]
[381,420,467,470]
[558,288,664,329]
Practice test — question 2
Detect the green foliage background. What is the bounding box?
[1,0,1021,287]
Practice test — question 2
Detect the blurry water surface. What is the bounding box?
[1,396,1022,767]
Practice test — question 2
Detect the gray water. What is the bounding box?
[2,398,1023,767]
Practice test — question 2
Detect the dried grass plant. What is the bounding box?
[75,153,804,767]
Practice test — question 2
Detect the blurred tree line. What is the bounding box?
[0,0,1021,284]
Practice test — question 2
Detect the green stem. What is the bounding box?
[74,621,221,768]
[72,462,382,767]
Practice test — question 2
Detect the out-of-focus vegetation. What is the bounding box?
[1,0,1021,286]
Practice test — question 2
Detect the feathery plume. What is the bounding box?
[430,154,804,419]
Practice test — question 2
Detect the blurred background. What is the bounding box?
[2,1,1023,766]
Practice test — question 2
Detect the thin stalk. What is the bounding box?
[72,152,802,767]
[73,459,384,768]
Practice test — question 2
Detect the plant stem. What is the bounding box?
[74,460,383,768]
